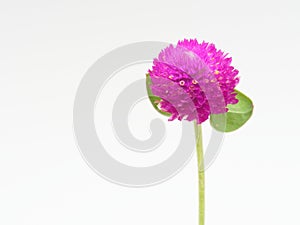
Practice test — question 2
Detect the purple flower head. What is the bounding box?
[148,39,240,124]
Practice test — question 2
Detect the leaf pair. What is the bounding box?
[146,74,253,132]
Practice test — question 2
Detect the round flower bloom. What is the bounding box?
[148,39,240,124]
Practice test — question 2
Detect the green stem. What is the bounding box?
[194,122,205,225]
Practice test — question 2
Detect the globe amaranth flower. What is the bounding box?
[148,39,240,124]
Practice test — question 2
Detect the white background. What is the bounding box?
[1,0,300,224]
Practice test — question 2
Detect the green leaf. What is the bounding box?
[146,74,171,117]
[210,89,253,132]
